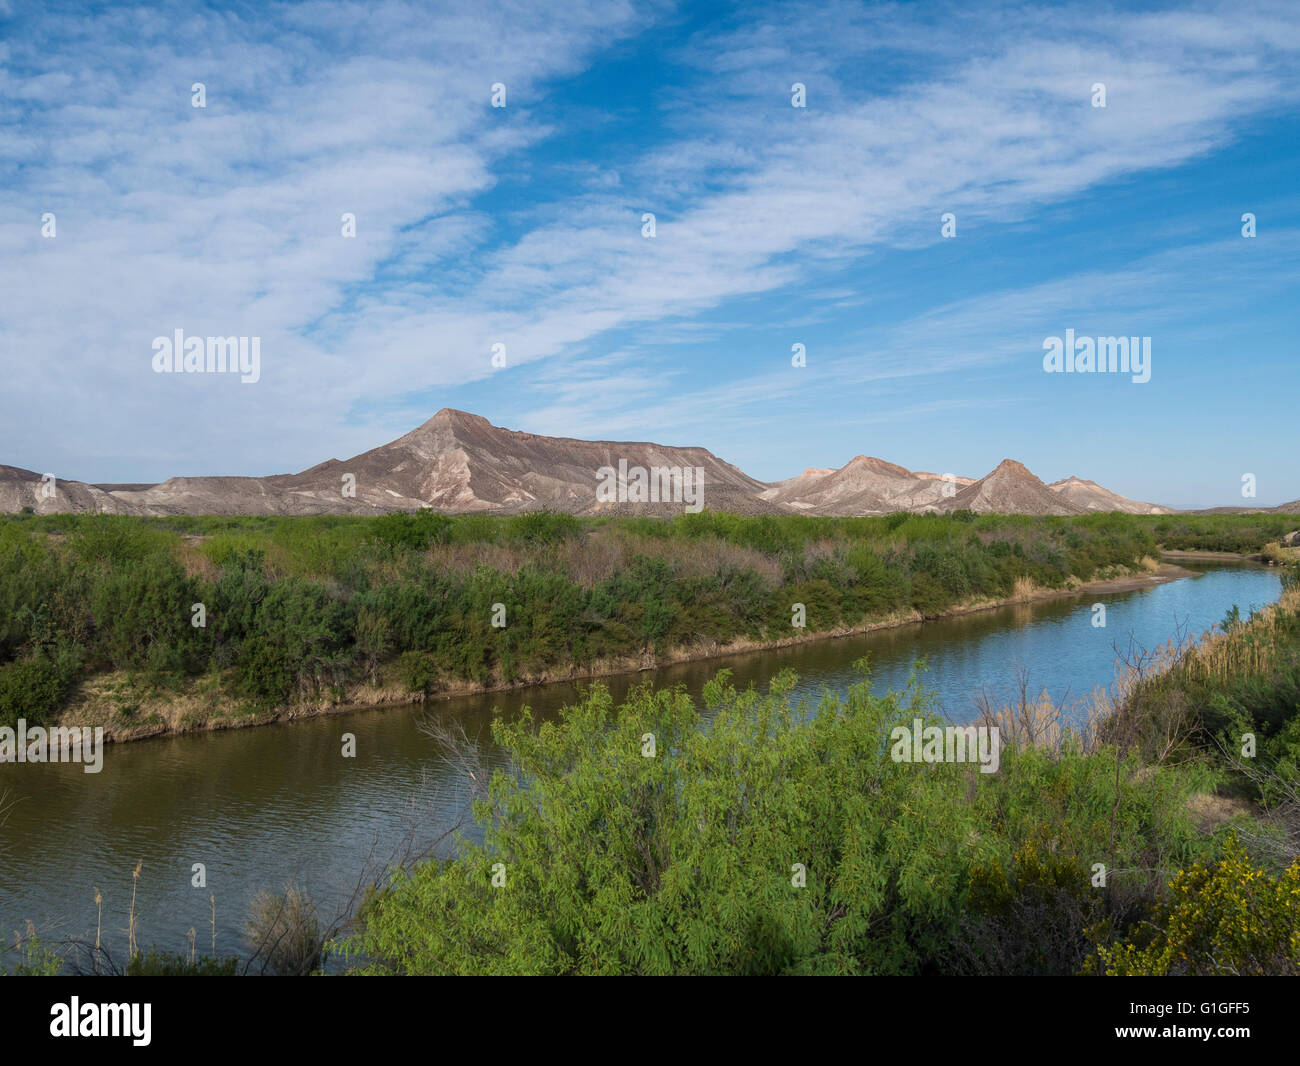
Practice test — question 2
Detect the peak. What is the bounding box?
[394,408,497,447]
[844,455,912,476]
[419,408,494,431]
[991,459,1032,476]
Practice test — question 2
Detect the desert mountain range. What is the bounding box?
[1,409,1293,518]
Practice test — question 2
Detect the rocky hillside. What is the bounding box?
[1048,475,1172,515]
[1,410,1190,518]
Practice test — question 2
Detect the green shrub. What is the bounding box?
[507,509,580,545]
[86,552,199,675]
[235,578,350,705]
[0,653,76,729]
[399,650,439,695]
[0,510,1281,724]
[345,671,1208,975]
[372,508,453,552]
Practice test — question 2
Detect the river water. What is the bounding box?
[0,563,1281,967]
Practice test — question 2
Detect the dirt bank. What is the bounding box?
[1160,549,1265,563]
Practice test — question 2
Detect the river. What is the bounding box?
[0,562,1281,968]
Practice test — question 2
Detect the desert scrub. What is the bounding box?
[1090,835,1300,975]
[0,510,1275,719]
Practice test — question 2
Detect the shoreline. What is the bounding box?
[1158,549,1267,562]
[51,557,1218,746]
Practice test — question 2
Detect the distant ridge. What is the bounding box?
[1048,475,1172,515]
[0,410,1252,518]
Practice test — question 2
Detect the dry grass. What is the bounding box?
[974,667,1100,755]
[423,540,533,577]
[172,538,218,581]
[1010,576,1037,603]
[555,528,783,587]
[1174,581,1300,688]
[413,527,787,588]
[1087,575,1299,766]
[558,529,629,586]
[657,534,783,583]
[1261,541,1300,566]
[801,537,839,570]
[1185,792,1254,833]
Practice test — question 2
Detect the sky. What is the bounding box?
[1,0,1297,509]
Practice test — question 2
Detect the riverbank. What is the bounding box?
[1159,548,1266,562]
[8,510,1292,748]
[55,558,1200,744]
[1112,560,1300,803]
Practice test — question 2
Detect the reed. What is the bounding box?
[93,886,103,974]
[127,859,142,959]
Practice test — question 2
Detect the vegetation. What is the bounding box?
[1116,567,1300,805]
[124,949,239,976]
[343,666,1219,975]
[4,508,1286,729]
[1091,835,1299,975]
[245,885,324,976]
[2,867,308,977]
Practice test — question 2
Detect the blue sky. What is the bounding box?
[1,0,1297,508]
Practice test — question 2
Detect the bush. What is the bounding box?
[69,515,176,567]
[4,926,62,975]
[0,652,76,729]
[345,671,1208,975]
[1091,835,1300,975]
[507,509,581,545]
[245,885,323,975]
[371,508,453,552]
[0,510,1279,724]
[86,553,198,675]
[234,578,350,705]
[398,650,438,695]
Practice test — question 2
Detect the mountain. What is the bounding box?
[0,410,1206,518]
[758,457,982,515]
[940,459,1083,515]
[267,408,775,515]
[77,410,776,517]
[0,464,140,515]
[1048,476,1173,515]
